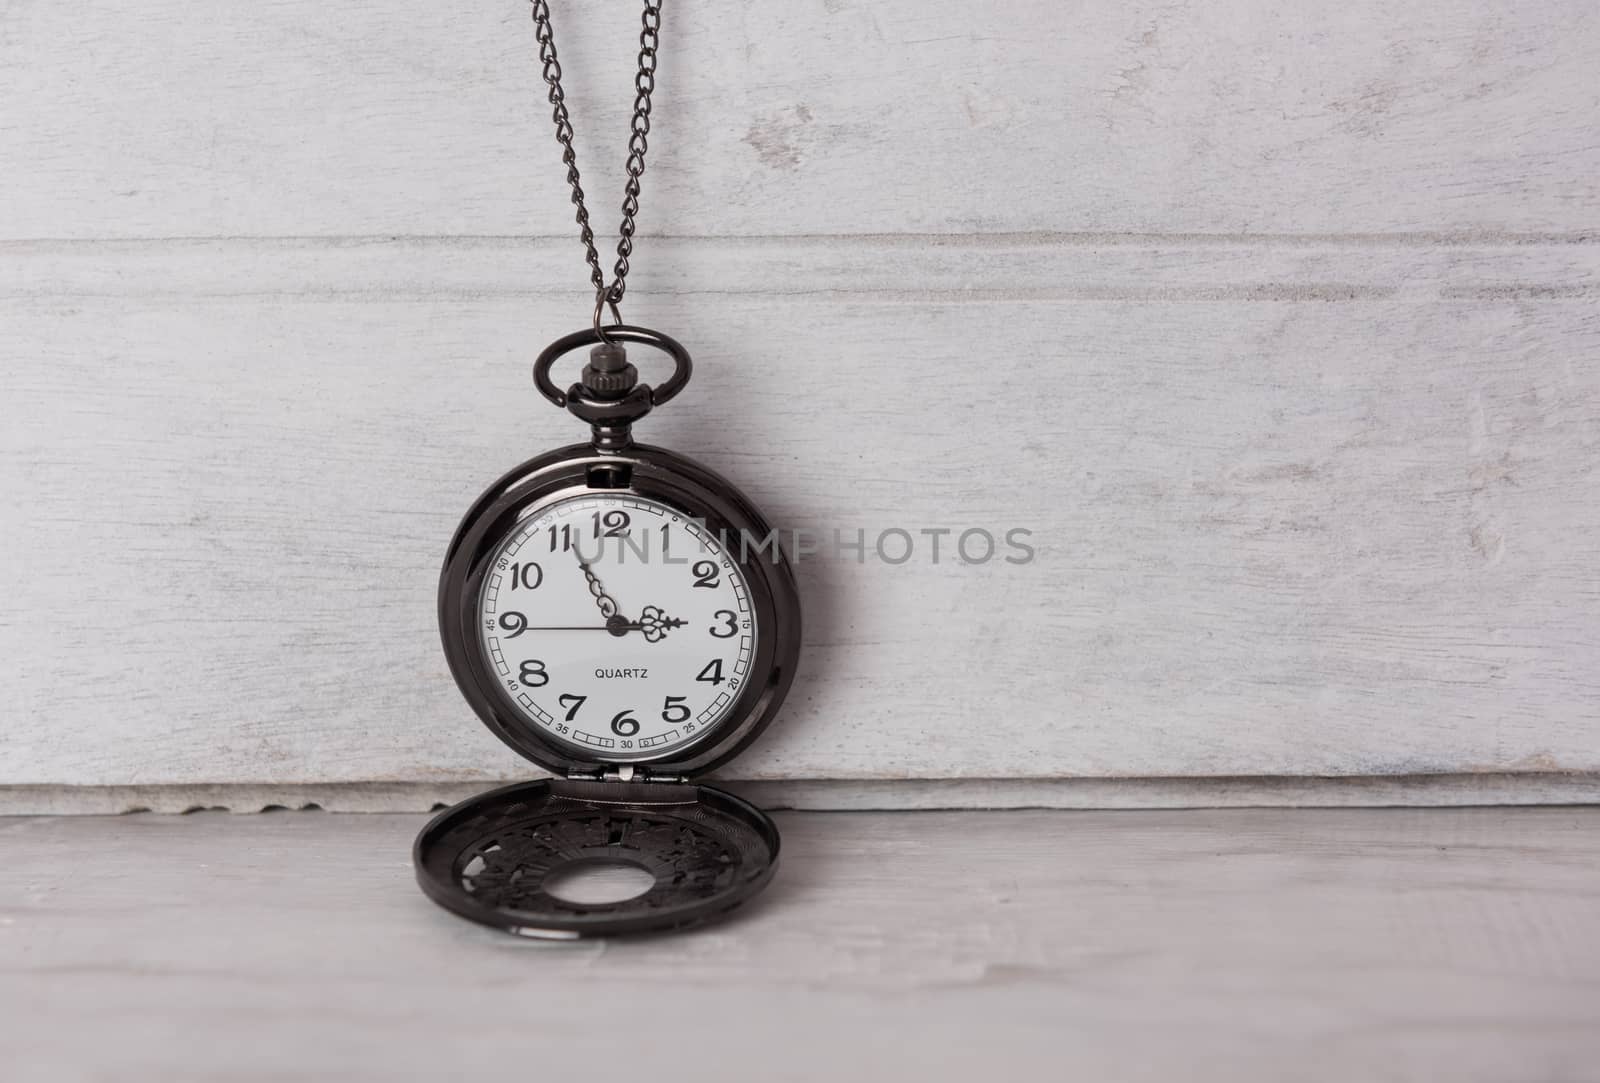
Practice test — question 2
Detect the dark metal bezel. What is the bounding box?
[438,442,801,779]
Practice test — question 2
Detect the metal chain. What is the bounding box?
[530,0,662,335]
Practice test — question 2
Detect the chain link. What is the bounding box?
[530,0,662,332]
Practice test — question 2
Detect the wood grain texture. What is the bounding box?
[2,238,1599,789]
[2,809,1598,1082]
[2,0,1599,802]
[1,0,1598,238]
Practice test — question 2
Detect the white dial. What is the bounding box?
[477,493,756,759]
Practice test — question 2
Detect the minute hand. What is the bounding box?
[577,560,621,619]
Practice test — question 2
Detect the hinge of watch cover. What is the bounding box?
[568,764,687,784]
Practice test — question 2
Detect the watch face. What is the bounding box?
[476,493,757,760]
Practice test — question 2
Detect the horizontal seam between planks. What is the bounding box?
[0,231,1598,251]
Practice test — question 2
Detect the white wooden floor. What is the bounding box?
[3,808,1598,1082]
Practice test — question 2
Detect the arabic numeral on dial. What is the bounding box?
[692,560,719,588]
[511,562,543,589]
[710,610,737,638]
[610,710,640,736]
[498,612,528,638]
[695,659,724,685]
[547,524,572,552]
[592,509,630,538]
[518,660,548,687]
[559,693,586,721]
[662,696,691,723]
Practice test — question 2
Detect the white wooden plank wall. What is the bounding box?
[2,0,1597,807]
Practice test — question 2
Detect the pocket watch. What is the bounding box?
[413,0,803,938]
[413,328,802,938]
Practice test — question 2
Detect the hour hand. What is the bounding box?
[577,559,620,619]
[605,605,687,642]
[638,605,687,642]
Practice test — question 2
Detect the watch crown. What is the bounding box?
[581,343,638,399]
